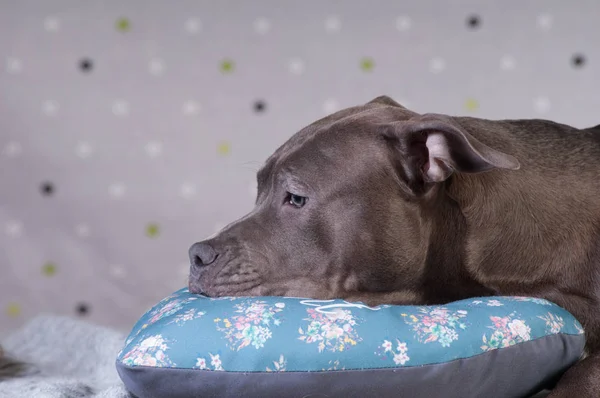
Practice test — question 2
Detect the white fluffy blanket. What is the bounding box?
[0,315,132,398]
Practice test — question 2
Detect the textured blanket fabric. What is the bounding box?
[0,315,132,398]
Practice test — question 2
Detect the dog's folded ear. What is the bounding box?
[367,96,411,110]
[382,113,520,194]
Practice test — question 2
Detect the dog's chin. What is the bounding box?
[187,281,208,296]
[188,276,265,298]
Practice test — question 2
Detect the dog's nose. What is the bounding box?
[189,242,219,268]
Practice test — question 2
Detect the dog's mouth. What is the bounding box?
[187,278,207,296]
[188,263,265,298]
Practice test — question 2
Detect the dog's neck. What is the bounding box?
[443,169,599,295]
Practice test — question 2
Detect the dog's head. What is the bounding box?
[188,96,519,303]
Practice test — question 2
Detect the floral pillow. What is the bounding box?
[116,288,585,398]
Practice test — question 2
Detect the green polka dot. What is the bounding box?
[6,303,21,317]
[42,262,57,276]
[220,59,235,73]
[217,141,231,156]
[146,223,160,238]
[465,98,479,111]
[360,57,375,72]
[116,17,131,32]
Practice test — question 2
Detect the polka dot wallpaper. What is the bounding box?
[0,0,598,336]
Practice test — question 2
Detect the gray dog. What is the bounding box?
[188,96,600,397]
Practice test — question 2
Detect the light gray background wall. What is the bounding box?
[0,0,598,336]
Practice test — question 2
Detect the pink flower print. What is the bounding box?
[144,356,157,366]
[482,314,531,352]
[216,300,284,350]
[377,339,410,366]
[194,354,224,371]
[397,341,408,353]
[382,340,393,352]
[121,335,175,368]
[324,324,344,340]
[430,308,449,319]
[210,354,224,371]
[402,307,468,347]
[147,297,198,325]
[490,316,509,329]
[508,319,531,341]
[195,358,207,370]
[298,308,362,353]
[393,351,410,365]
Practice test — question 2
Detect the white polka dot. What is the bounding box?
[109,265,126,278]
[500,55,516,70]
[537,14,553,31]
[288,58,305,75]
[184,17,202,34]
[325,16,341,32]
[44,16,60,32]
[253,17,271,34]
[5,221,23,237]
[75,142,93,158]
[108,182,126,198]
[42,100,59,116]
[429,57,446,74]
[323,99,339,114]
[149,58,165,76]
[533,96,551,114]
[395,15,412,31]
[3,141,22,157]
[112,100,130,116]
[180,182,197,199]
[5,57,22,74]
[145,141,163,157]
[75,224,91,238]
[182,100,201,115]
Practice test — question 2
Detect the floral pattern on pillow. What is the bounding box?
[298,307,362,353]
[481,313,532,351]
[121,335,176,367]
[215,300,285,350]
[402,307,468,347]
[118,288,585,372]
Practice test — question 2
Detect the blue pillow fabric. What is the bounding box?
[116,288,585,398]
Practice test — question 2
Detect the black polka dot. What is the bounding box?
[572,54,586,68]
[79,58,93,72]
[253,100,266,113]
[76,303,90,316]
[467,15,481,29]
[40,182,55,196]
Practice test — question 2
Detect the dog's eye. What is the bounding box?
[287,193,307,208]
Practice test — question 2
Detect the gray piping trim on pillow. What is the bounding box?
[116,332,584,398]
